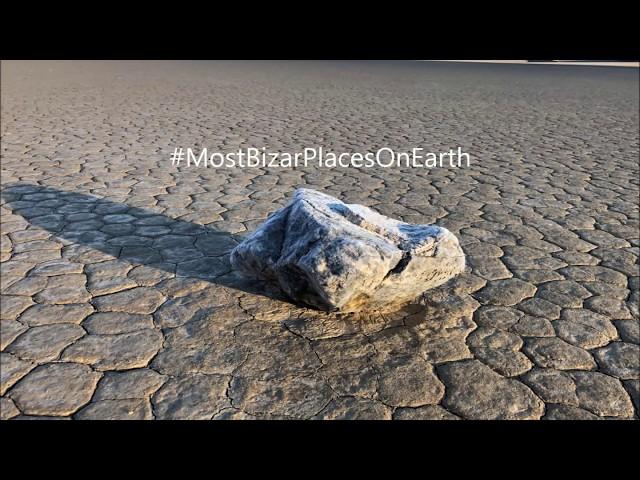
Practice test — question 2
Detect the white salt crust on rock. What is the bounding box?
[230,188,466,312]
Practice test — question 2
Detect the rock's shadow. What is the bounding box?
[1,182,294,304]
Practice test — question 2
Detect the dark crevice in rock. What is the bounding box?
[384,251,412,279]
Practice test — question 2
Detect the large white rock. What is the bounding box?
[230,189,465,312]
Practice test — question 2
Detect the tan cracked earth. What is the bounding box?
[0,60,638,420]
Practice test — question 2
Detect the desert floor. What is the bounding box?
[1,61,638,419]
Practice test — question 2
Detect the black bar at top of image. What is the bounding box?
[1,4,639,60]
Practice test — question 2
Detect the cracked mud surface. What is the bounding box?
[1,60,638,420]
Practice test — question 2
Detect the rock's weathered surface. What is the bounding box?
[231,189,465,312]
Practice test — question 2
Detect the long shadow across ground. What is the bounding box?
[1,182,293,303]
